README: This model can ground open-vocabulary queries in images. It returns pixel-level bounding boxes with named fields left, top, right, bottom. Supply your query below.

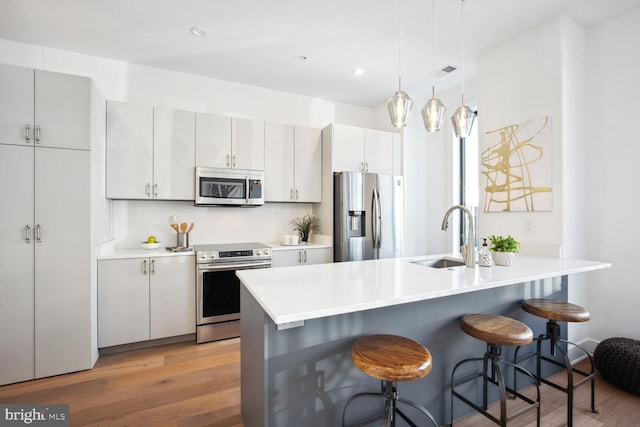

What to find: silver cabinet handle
left=24, top=124, right=32, bottom=144
left=145, top=183, right=151, bottom=197
left=360, top=161, right=365, bottom=171
left=290, top=189, right=294, bottom=200
left=365, top=162, right=369, bottom=172
left=153, top=183, right=158, bottom=198
left=35, top=224, right=42, bottom=242
left=232, top=155, right=236, bottom=168
left=142, top=259, right=148, bottom=275
left=295, top=189, right=299, bottom=200
left=303, top=250, right=307, bottom=263
left=150, top=259, right=156, bottom=274
left=35, top=126, right=42, bottom=144
left=25, top=225, right=31, bottom=243
left=226, top=154, right=230, bottom=167
left=298, top=251, right=302, bottom=264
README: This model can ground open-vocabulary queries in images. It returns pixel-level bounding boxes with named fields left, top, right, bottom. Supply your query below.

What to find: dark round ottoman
left=594, top=337, right=640, bottom=395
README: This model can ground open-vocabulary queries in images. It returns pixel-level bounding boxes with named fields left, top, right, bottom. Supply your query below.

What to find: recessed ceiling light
left=352, top=67, right=365, bottom=76
left=190, top=26, right=208, bottom=37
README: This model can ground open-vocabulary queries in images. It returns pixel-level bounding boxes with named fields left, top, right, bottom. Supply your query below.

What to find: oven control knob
left=198, top=253, right=207, bottom=260
left=263, top=249, right=270, bottom=256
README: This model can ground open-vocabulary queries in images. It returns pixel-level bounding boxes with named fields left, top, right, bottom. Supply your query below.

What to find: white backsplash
left=112, top=200, right=320, bottom=248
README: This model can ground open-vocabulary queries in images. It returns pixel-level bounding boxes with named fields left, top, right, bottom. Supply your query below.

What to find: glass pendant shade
left=451, top=104, right=475, bottom=138
left=387, top=90, right=414, bottom=128
left=421, top=95, right=446, bottom=132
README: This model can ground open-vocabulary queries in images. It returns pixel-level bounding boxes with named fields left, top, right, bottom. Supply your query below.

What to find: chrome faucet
left=441, top=205, right=475, bottom=268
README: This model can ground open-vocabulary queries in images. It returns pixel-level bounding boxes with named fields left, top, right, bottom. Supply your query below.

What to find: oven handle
left=197, top=260, right=272, bottom=271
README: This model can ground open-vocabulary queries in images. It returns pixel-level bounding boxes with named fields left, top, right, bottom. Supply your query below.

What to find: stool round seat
left=351, top=334, right=432, bottom=382
left=461, top=314, right=533, bottom=346
left=522, top=299, right=590, bottom=322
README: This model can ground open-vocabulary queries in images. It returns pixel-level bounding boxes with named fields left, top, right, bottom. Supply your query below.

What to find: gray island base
left=238, top=256, right=610, bottom=426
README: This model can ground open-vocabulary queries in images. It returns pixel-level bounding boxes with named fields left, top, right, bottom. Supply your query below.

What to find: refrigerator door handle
left=375, top=188, right=382, bottom=249
left=372, top=188, right=382, bottom=250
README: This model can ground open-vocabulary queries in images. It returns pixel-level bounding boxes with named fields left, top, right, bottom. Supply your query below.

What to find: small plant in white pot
left=488, top=235, right=520, bottom=266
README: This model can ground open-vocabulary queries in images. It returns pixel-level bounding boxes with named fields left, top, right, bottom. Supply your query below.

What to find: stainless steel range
left=194, top=242, right=271, bottom=343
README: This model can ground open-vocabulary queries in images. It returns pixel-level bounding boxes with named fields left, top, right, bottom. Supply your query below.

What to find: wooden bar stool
left=451, top=314, right=540, bottom=427
left=514, top=299, right=598, bottom=427
left=342, top=334, right=438, bottom=427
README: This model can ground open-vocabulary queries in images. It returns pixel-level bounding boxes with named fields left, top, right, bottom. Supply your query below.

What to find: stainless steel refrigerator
left=334, top=171, right=403, bottom=261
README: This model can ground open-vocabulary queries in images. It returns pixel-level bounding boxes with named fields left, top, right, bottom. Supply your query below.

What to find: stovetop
left=194, top=242, right=271, bottom=263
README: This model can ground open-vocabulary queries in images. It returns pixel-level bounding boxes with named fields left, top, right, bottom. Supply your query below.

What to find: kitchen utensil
left=187, top=222, right=194, bottom=233
left=170, top=223, right=179, bottom=233
left=180, top=223, right=187, bottom=232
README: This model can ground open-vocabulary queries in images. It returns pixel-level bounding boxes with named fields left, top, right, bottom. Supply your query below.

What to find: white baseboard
left=567, top=338, right=600, bottom=363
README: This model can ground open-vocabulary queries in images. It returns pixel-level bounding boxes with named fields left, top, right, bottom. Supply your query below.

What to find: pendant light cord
left=460, top=0, right=465, bottom=105
left=397, top=0, right=402, bottom=91
left=431, top=0, right=435, bottom=98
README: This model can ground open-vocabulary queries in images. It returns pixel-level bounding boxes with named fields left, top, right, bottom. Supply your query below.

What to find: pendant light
left=451, top=0, right=475, bottom=138
left=387, top=0, right=413, bottom=128
left=421, top=0, right=446, bottom=132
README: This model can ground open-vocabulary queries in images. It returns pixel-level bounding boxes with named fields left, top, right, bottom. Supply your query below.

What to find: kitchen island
left=238, top=255, right=610, bottom=426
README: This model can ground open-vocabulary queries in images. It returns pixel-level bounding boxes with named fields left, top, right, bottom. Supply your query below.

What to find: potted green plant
left=289, top=213, right=320, bottom=243
left=488, top=234, right=520, bottom=266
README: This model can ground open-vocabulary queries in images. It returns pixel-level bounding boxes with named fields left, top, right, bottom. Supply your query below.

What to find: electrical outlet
left=524, top=219, right=533, bottom=233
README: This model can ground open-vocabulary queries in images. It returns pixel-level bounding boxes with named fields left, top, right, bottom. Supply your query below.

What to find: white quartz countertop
left=98, top=247, right=195, bottom=259
left=237, top=254, right=611, bottom=325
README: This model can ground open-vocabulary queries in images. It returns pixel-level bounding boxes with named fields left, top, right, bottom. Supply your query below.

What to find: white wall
left=0, top=37, right=375, bottom=247
left=585, top=7, right=640, bottom=341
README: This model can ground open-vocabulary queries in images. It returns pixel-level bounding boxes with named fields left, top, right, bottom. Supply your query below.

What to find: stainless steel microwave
left=195, top=167, right=264, bottom=206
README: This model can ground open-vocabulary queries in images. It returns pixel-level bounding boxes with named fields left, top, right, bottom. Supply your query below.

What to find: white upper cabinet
left=331, top=124, right=365, bottom=173
left=363, top=128, right=394, bottom=175
left=232, top=117, right=265, bottom=170
left=195, top=113, right=232, bottom=168
left=293, top=126, right=322, bottom=202
left=329, top=124, right=397, bottom=175
left=106, top=101, right=154, bottom=199
left=196, top=114, right=264, bottom=170
left=0, top=64, right=90, bottom=150
left=264, top=123, right=295, bottom=201
left=153, top=107, right=196, bottom=200
left=106, top=101, right=195, bottom=200
left=265, top=123, right=321, bottom=203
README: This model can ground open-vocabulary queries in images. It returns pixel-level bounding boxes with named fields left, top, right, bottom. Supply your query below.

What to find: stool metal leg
left=343, top=380, right=438, bottom=427
left=513, top=320, right=599, bottom=427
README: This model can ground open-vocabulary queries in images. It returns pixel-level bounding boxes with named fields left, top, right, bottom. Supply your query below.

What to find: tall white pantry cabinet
left=0, top=63, right=102, bottom=385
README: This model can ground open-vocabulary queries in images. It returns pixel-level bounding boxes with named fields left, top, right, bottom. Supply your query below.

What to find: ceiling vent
left=431, top=64, right=457, bottom=79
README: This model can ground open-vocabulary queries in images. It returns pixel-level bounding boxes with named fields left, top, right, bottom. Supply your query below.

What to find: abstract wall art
left=480, top=116, right=552, bottom=212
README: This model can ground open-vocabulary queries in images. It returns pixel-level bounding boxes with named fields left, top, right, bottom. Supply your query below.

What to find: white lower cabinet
left=98, top=255, right=196, bottom=348
left=271, top=247, right=332, bottom=268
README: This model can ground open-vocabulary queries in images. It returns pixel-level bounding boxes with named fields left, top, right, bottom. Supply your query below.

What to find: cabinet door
left=331, top=124, right=365, bottom=172
left=264, top=123, right=295, bottom=202
left=302, top=248, right=332, bottom=265
left=232, top=118, right=264, bottom=170
left=271, top=249, right=303, bottom=268
left=0, top=64, right=34, bottom=147
left=195, top=113, right=232, bottom=168
left=0, top=145, right=35, bottom=385
left=154, top=107, right=196, bottom=200
left=34, top=148, right=92, bottom=377
left=98, top=258, right=150, bottom=348
left=294, top=126, right=322, bottom=202
left=150, top=256, right=196, bottom=339
left=364, top=129, right=394, bottom=175
left=35, top=70, right=91, bottom=150
left=106, top=101, right=154, bottom=199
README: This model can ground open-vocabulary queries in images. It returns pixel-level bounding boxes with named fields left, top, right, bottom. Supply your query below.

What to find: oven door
left=196, top=260, right=270, bottom=325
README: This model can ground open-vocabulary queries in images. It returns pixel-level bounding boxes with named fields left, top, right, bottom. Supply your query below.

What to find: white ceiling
left=1, top=0, right=639, bottom=107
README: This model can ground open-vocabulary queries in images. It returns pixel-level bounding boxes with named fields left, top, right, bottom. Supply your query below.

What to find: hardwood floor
left=0, top=339, right=638, bottom=426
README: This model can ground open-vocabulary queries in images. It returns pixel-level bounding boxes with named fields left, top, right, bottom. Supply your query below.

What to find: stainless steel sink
left=410, top=257, right=466, bottom=269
